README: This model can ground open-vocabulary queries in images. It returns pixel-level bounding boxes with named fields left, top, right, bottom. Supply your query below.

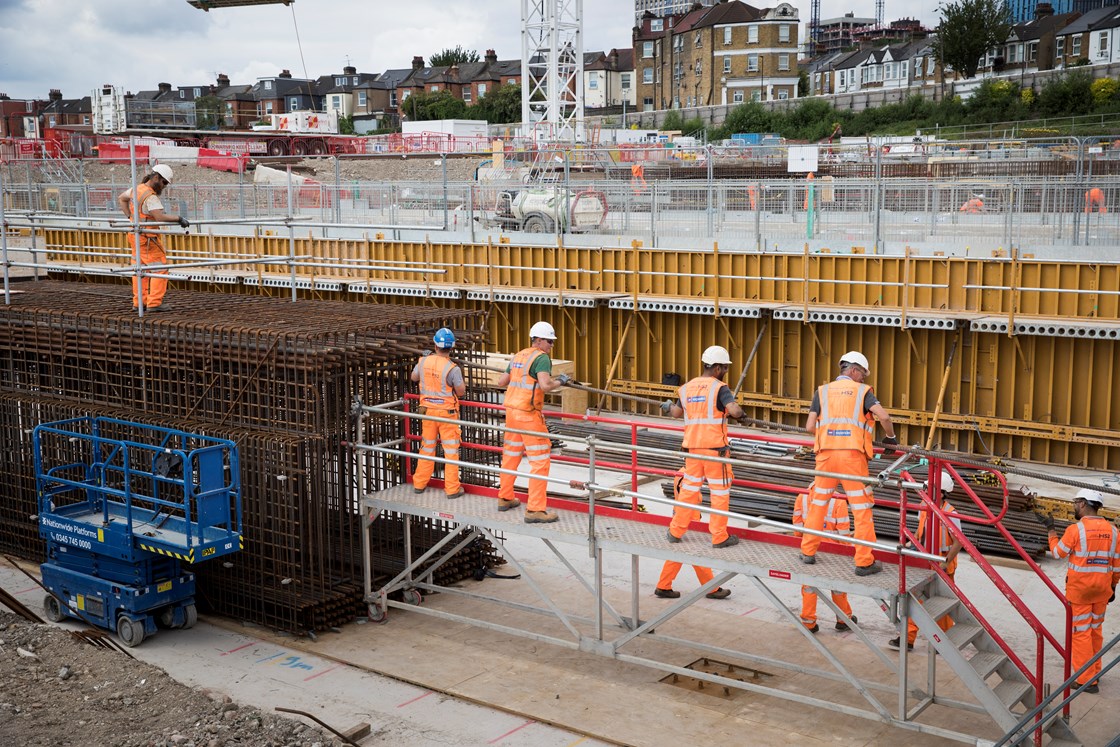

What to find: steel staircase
left=905, top=571, right=1081, bottom=745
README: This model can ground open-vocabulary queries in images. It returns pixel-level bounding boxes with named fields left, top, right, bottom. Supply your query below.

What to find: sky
left=0, top=0, right=939, bottom=101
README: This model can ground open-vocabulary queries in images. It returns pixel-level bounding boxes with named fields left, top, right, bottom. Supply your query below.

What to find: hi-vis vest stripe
left=504, top=348, right=545, bottom=412
left=418, top=355, right=457, bottom=410
left=131, top=183, right=160, bottom=242
left=1056, top=517, right=1120, bottom=574
left=815, top=380, right=875, bottom=456
left=680, top=376, right=728, bottom=450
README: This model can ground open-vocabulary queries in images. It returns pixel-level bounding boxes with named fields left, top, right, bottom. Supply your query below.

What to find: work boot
left=805, top=623, right=820, bottom=634
left=799, top=553, right=816, bottom=565
left=413, top=485, right=427, bottom=494
left=497, top=498, right=521, bottom=512
left=446, top=488, right=465, bottom=499
left=705, top=587, right=731, bottom=600
left=147, top=305, right=168, bottom=312
left=835, top=615, right=858, bottom=632
left=854, top=561, right=883, bottom=577
left=666, top=529, right=682, bottom=543
left=654, top=587, right=680, bottom=599
left=887, top=636, right=914, bottom=651
left=712, top=535, right=740, bottom=549
left=524, top=510, right=559, bottom=524
left=1082, top=683, right=1100, bottom=694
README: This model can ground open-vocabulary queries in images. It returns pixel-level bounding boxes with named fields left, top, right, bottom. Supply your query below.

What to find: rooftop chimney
left=157, top=82, right=172, bottom=93
left=279, top=69, right=292, bottom=78
left=0, top=93, right=9, bottom=101
left=49, top=89, right=63, bottom=102
left=485, top=49, right=498, bottom=63
left=1035, top=2, right=1054, bottom=17
left=343, top=65, right=357, bottom=75
left=412, top=56, right=425, bottom=70
left=216, top=73, right=231, bottom=87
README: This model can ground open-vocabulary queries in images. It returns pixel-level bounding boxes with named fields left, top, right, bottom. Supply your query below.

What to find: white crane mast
left=521, top=0, right=584, bottom=142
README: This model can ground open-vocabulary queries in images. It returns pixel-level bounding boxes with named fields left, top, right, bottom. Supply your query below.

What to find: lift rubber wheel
left=522, top=215, right=547, bottom=233
left=43, top=595, right=64, bottom=623
left=402, top=589, right=423, bottom=606
left=183, top=604, right=198, bottom=630
left=117, top=616, right=146, bottom=648
left=158, top=607, right=177, bottom=628
left=367, top=603, right=387, bottom=623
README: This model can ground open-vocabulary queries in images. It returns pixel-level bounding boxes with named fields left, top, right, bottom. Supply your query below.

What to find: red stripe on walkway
left=219, top=642, right=257, bottom=656
left=396, top=691, right=433, bottom=708
left=740, top=607, right=759, bottom=617
left=303, top=663, right=341, bottom=682
left=488, top=720, right=535, bottom=744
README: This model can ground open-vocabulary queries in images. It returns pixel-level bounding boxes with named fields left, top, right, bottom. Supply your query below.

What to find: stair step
left=922, top=595, right=959, bottom=621
left=993, top=679, right=1033, bottom=709
left=969, top=651, right=1007, bottom=680
left=946, top=623, right=984, bottom=650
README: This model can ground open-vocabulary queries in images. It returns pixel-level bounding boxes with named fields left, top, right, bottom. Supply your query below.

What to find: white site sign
left=787, top=145, right=819, bottom=173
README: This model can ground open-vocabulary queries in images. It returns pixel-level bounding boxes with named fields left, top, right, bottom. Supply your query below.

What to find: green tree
left=661, top=110, right=685, bottom=131
left=405, top=89, right=467, bottom=121
left=194, top=94, right=225, bottom=130
left=429, top=45, right=480, bottom=67
left=466, top=84, right=522, bottom=124
left=1036, top=70, right=1094, bottom=116
left=933, top=0, right=1012, bottom=79
left=337, top=115, right=355, bottom=135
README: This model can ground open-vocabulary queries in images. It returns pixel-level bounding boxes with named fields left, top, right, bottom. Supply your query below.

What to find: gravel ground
left=0, top=611, right=340, bottom=747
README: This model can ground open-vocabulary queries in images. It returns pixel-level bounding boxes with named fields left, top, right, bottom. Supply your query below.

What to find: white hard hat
left=529, top=321, right=556, bottom=340
left=1075, top=488, right=1105, bottom=506
left=701, top=345, right=732, bottom=366
left=152, top=164, right=174, bottom=182
left=938, top=470, right=954, bottom=494
left=839, top=350, right=870, bottom=374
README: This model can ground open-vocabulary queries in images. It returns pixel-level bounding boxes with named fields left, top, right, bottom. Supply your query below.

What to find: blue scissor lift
left=34, top=417, right=243, bottom=647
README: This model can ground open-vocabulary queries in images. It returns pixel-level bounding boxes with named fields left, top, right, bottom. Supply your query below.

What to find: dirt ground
left=0, top=611, right=339, bottom=747
left=69, top=156, right=486, bottom=188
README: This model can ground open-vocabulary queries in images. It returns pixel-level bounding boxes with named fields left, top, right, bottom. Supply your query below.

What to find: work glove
left=1037, top=512, right=1056, bottom=531
left=881, top=436, right=899, bottom=456
left=660, top=399, right=674, bottom=415
left=178, top=216, right=190, bottom=229
left=554, top=374, right=573, bottom=386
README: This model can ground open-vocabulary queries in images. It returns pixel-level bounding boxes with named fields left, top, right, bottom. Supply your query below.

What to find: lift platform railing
left=893, top=461, right=1074, bottom=728
left=33, top=416, right=242, bottom=559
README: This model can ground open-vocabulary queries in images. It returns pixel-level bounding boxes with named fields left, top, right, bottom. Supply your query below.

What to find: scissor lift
left=34, top=417, right=243, bottom=647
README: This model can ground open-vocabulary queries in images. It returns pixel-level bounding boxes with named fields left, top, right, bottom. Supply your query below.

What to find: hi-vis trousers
left=799, top=450, right=878, bottom=568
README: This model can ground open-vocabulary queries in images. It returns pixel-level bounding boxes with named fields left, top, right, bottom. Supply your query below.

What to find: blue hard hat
left=433, top=328, right=456, bottom=349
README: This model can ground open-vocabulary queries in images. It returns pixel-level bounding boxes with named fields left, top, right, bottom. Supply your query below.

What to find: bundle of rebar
left=0, top=281, right=501, bottom=633
left=550, top=420, right=1056, bottom=559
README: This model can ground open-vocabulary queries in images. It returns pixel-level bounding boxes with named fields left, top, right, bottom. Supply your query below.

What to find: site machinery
left=35, top=417, right=243, bottom=646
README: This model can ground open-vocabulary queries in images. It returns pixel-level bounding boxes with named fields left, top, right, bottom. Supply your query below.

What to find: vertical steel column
left=333, top=156, right=342, bottom=225
left=706, top=145, right=714, bottom=237
left=0, top=164, right=8, bottom=305
left=873, top=150, right=883, bottom=254
left=441, top=153, right=449, bottom=231
left=563, top=152, right=571, bottom=237
left=130, top=136, right=144, bottom=317
left=755, top=180, right=763, bottom=252
left=29, top=212, right=39, bottom=282
left=650, top=182, right=657, bottom=247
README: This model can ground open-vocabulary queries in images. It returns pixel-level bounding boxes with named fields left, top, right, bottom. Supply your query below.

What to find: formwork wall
left=33, top=229, right=1120, bottom=469
left=0, top=283, right=499, bottom=633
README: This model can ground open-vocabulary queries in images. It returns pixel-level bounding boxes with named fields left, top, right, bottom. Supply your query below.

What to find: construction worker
left=116, top=164, right=188, bottom=312
left=793, top=485, right=856, bottom=633
left=654, top=470, right=731, bottom=600
left=496, top=321, right=569, bottom=523
left=1085, top=187, right=1107, bottom=214
left=411, top=328, right=467, bottom=499
left=890, top=471, right=963, bottom=651
left=799, top=351, right=898, bottom=576
left=959, top=194, right=985, bottom=213
left=662, top=345, right=745, bottom=548
left=1042, top=489, right=1119, bottom=694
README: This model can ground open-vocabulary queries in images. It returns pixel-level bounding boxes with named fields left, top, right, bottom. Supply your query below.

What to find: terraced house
left=632, top=0, right=799, bottom=111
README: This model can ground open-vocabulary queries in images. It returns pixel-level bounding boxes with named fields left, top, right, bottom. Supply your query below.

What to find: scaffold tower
left=521, top=0, right=585, bottom=142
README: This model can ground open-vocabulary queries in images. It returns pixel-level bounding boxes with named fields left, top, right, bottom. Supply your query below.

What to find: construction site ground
left=3, top=457, right=1117, bottom=747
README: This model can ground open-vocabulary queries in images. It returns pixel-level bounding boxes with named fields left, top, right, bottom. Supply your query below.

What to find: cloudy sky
left=0, top=0, right=939, bottom=100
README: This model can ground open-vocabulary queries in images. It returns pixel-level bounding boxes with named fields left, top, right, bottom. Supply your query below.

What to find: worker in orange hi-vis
left=662, top=345, right=746, bottom=548
left=799, top=351, right=899, bottom=576
left=630, top=162, right=647, bottom=193
left=890, top=471, right=964, bottom=651
left=959, top=194, right=985, bottom=213
left=116, top=164, right=189, bottom=311
left=411, top=328, right=468, bottom=499
left=496, top=321, right=569, bottom=523
left=802, top=171, right=816, bottom=210
left=793, top=485, right=856, bottom=633
left=1043, top=489, right=1119, bottom=695
left=654, top=471, right=732, bottom=600
left=1085, top=187, right=1107, bottom=214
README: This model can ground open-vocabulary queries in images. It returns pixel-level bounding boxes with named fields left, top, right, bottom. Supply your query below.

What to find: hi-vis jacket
left=679, top=376, right=729, bottom=450
left=418, top=355, right=458, bottom=411
left=1049, top=516, right=1120, bottom=604
left=815, top=380, right=875, bottom=457
left=504, top=348, right=545, bottom=413
left=130, top=183, right=162, bottom=248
